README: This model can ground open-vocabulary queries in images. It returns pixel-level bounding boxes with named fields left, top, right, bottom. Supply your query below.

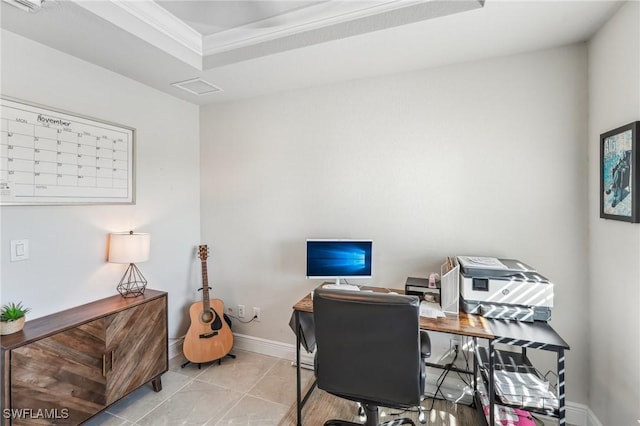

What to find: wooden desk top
left=292, top=286, right=494, bottom=339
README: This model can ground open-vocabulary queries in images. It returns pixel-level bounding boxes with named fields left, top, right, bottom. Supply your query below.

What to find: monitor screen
left=306, top=239, right=372, bottom=281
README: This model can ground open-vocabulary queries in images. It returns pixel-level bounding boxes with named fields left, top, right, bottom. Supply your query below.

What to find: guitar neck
left=201, top=259, right=210, bottom=309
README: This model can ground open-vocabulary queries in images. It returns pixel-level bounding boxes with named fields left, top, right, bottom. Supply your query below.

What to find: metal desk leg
left=558, top=348, right=566, bottom=425
left=296, top=311, right=302, bottom=426
left=473, top=337, right=478, bottom=403
left=294, top=311, right=318, bottom=426
left=489, top=339, right=495, bottom=426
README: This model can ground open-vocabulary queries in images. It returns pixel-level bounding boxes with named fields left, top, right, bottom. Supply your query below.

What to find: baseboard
left=585, top=405, right=603, bottom=426
left=561, top=401, right=602, bottom=426
left=232, top=333, right=297, bottom=360
left=168, top=338, right=183, bottom=359
left=167, top=334, right=297, bottom=361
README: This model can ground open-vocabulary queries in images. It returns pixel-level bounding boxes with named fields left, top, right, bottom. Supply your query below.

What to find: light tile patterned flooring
left=84, top=349, right=568, bottom=426
left=85, top=350, right=314, bottom=426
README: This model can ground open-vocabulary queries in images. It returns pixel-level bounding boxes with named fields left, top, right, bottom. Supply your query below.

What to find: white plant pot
left=0, top=316, right=26, bottom=335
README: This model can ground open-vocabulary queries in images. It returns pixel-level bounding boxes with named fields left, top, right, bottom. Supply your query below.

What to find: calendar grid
left=1, top=97, right=135, bottom=205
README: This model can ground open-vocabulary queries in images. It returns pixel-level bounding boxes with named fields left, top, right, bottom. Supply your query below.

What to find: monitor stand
left=321, top=279, right=360, bottom=291
left=322, top=278, right=341, bottom=286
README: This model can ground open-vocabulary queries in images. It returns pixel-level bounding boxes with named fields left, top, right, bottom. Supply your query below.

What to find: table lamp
left=108, top=231, right=150, bottom=298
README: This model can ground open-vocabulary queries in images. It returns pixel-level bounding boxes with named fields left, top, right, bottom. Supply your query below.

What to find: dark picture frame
left=600, top=121, right=639, bottom=222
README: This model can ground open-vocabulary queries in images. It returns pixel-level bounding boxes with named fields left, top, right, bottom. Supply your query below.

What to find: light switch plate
left=10, top=239, right=29, bottom=262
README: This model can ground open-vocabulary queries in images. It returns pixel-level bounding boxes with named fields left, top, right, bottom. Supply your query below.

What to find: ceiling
left=0, top=0, right=622, bottom=105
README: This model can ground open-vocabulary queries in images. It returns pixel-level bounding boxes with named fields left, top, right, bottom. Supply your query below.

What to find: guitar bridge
left=199, top=331, right=219, bottom=339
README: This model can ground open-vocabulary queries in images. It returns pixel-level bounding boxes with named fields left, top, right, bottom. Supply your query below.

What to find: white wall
left=200, top=44, right=590, bottom=404
left=0, top=30, right=201, bottom=339
left=588, top=2, right=640, bottom=425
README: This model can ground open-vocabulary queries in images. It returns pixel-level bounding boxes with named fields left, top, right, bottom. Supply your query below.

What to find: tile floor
left=83, top=349, right=568, bottom=426
left=85, top=350, right=314, bottom=426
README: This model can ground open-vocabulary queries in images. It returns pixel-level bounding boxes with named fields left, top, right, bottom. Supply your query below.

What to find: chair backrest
left=313, top=288, right=423, bottom=409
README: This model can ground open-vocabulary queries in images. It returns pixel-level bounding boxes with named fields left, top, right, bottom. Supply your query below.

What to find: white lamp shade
left=109, top=232, right=150, bottom=264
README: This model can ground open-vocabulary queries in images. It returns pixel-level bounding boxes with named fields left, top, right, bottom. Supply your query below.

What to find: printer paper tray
left=461, top=297, right=551, bottom=322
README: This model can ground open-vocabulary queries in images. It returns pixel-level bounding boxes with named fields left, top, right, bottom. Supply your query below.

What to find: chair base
left=324, top=419, right=415, bottom=426
left=324, top=404, right=416, bottom=426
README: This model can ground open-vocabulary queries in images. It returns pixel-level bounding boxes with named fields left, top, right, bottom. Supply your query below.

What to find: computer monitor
left=306, top=239, right=373, bottom=285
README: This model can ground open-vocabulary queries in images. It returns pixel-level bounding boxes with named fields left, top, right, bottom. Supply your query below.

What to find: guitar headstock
left=198, top=245, right=209, bottom=261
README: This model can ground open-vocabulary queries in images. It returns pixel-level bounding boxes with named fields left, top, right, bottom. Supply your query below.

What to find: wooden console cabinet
left=1, top=289, right=168, bottom=425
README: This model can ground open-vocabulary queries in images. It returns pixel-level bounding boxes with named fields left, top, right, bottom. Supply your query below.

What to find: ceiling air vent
left=171, top=78, right=222, bottom=96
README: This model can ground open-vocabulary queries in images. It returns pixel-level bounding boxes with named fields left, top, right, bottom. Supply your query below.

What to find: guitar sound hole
left=200, top=309, right=214, bottom=323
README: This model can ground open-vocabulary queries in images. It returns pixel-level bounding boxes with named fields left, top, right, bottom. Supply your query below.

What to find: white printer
left=457, top=256, right=554, bottom=322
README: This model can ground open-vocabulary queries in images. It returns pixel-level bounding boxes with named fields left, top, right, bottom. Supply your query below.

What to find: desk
left=292, top=286, right=569, bottom=426
left=292, top=286, right=493, bottom=426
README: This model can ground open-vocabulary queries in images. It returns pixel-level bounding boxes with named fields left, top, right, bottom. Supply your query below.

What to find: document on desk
left=419, top=301, right=445, bottom=318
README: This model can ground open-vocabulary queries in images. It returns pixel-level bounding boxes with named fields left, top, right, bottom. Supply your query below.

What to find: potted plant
left=0, top=301, right=30, bottom=335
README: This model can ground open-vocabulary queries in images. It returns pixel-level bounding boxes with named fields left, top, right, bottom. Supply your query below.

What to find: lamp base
left=117, top=263, right=147, bottom=298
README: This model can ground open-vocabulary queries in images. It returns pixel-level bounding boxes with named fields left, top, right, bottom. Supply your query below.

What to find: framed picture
left=600, top=121, right=639, bottom=222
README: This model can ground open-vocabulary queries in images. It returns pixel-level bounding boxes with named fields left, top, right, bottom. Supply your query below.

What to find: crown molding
left=72, top=0, right=483, bottom=71
left=201, top=0, right=416, bottom=56
left=113, top=0, right=202, bottom=53
left=73, top=0, right=203, bottom=69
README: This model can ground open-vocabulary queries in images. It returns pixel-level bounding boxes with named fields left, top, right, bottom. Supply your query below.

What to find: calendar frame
left=1, top=96, right=135, bottom=206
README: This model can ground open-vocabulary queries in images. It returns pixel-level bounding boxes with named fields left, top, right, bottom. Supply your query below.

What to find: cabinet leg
left=152, top=376, right=163, bottom=392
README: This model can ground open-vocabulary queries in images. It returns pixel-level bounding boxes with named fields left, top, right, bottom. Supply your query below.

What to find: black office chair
left=313, top=288, right=431, bottom=426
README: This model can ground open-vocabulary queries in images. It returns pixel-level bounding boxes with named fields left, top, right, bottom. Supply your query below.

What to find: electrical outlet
left=238, top=305, right=245, bottom=318
left=450, top=338, right=461, bottom=352
left=253, top=307, right=261, bottom=322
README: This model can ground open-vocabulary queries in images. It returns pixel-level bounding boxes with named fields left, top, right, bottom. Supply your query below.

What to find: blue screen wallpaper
left=306, top=241, right=372, bottom=277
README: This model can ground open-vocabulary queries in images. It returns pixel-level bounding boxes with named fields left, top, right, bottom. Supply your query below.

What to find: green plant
left=0, top=302, right=30, bottom=322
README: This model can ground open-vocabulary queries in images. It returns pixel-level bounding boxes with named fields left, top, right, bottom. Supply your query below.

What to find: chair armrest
left=420, top=330, right=431, bottom=359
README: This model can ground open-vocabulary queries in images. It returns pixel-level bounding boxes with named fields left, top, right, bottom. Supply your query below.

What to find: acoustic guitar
left=183, top=245, right=234, bottom=364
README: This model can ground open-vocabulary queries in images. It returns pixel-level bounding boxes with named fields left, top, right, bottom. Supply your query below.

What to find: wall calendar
left=1, top=97, right=135, bottom=205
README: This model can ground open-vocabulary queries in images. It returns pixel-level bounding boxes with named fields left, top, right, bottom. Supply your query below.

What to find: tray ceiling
left=0, top=0, right=622, bottom=104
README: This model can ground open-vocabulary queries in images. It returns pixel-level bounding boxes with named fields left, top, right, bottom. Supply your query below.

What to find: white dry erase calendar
left=0, top=97, right=135, bottom=205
